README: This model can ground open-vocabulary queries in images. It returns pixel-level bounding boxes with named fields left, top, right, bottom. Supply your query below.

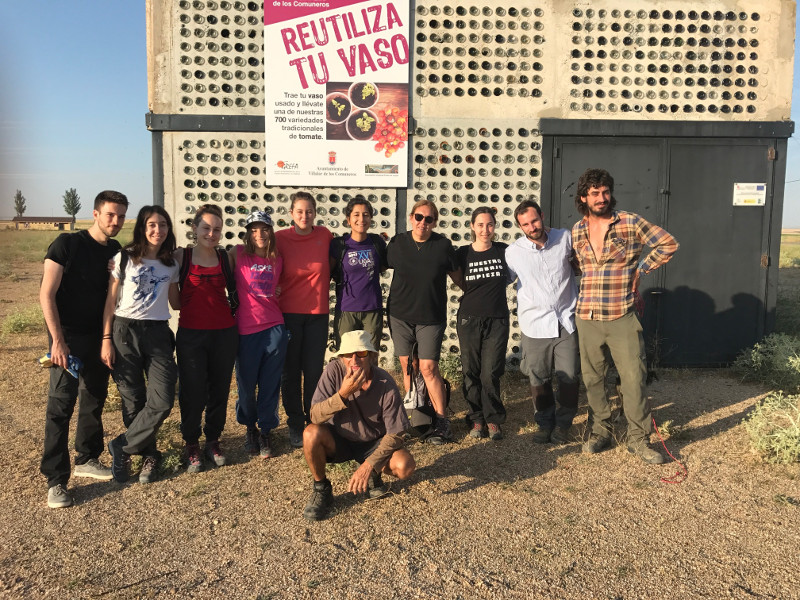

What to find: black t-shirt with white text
left=386, top=231, right=457, bottom=324
left=455, top=242, right=509, bottom=319
left=44, top=230, right=121, bottom=334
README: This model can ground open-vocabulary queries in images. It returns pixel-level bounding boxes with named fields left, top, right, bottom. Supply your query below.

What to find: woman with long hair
left=386, top=199, right=459, bottom=444
left=329, top=194, right=387, bottom=350
left=101, top=205, right=180, bottom=484
left=276, top=191, right=333, bottom=448
left=454, top=206, right=511, bottom=441
left=174, top=204, right=238, bottom=472
left=230, top=210, right=288, bottom=458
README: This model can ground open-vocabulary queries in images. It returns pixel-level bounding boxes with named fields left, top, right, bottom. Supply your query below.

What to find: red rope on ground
left=652, top=417, right=688, bottom=484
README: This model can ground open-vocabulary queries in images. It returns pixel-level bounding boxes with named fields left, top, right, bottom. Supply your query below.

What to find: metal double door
left=548, top=136, right=777, bottom=366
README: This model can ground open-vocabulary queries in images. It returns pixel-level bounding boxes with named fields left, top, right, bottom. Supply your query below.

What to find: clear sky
left=0, top=2, right=798, bottom=223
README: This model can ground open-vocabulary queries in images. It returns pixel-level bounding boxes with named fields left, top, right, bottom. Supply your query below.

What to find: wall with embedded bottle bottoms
left=146, top=0, right=795, bottom=366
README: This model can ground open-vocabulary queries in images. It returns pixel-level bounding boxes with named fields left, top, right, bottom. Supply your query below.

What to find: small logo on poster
left=365, top=164, right=399, bottom=174
left=276, top=160, right=298, bottom=171
left=328, top=151, right=336, bottom=165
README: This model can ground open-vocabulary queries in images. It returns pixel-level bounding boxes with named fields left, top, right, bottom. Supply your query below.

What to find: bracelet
left=102, top=334, right=112, bottom=340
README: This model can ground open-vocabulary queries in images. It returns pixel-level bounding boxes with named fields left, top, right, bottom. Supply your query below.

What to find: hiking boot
left=469, top=422, right=487, bottom=439
left=426, top=416, right=453, bottom=445
left=73, top=458, right=113, bottom=481
left=302, top=479, right=334, bottom=521
left=627, top=439, right=665, bottom=465
left=367, top=471, right=389, bottom=499
left=139, top=455, right=159, bottom=484
left=289, top=427, right=304, bottom=449
left=185, top=443, right=203, bottom=473
left=205, top=440, right=226, bottom=467
left=245, top=427, right=260, bottom=456
left=583, top=434, right=612, bottom=454
left=259, top=431, right=275, bottom=459
left=487, top=423, right=503, bottom=441
left=532, top=427, right=552, bottom=444
left=47, top=484, right=73, bottom=509
left=108, top=436, right=130, bottom=483
left=550, top=426, right=571, bottom=446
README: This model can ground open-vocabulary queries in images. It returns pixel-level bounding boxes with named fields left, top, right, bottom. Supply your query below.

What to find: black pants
left=176, top=325, right=238, bottom=445
left=111, top=318, right=177, bottom=456
left=41, top=331, right=109, bottom=487
left=457, top=316, right=509, bottom=425
left=281, top=313, right=329, bottom=431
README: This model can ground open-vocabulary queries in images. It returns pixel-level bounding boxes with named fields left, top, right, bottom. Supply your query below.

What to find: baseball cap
left=246, top=210, right=273, bottom=228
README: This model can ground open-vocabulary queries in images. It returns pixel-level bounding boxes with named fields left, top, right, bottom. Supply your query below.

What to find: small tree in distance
left=63, top=188, right=81, bottom=221
left=13, top=190, right=26, bottom=217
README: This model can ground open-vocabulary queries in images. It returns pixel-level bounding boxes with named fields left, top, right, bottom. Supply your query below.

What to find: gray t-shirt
left=311, top=359, right=409, bottom=443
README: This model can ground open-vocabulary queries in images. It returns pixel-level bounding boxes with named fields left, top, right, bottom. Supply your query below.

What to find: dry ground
left=1, top=254, right=799, bottom=600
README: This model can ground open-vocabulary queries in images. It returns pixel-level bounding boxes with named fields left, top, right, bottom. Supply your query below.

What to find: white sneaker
left=73, top=458, right=113, bottom=480
left=47, top=484, right=73, bottom=509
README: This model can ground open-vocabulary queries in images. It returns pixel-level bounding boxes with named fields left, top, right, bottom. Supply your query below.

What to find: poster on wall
left=264, top=0, right=410, bottom=187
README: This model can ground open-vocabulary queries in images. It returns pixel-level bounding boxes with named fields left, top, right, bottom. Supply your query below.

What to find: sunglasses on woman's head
left=413, top=213, right=434, bottom=224
left=341, top=350, right=369, bottom=358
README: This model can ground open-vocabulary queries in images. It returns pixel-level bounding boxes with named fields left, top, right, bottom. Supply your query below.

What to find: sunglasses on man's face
left=341, top=350, right=369, bottom=358
left=413, top=213, right=434, bottom=224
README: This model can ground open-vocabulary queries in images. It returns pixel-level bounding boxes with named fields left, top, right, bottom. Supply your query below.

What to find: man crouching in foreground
left=302, top=330, right=416, bottom=521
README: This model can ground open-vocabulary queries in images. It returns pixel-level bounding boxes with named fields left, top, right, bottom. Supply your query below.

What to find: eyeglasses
left=341, top=350, right=369, bottom=358
left=413, top=213, right=434, bottom=224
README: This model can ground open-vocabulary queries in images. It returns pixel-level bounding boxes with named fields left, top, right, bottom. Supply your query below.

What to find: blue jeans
left=235, top=324, right=288, bottom=432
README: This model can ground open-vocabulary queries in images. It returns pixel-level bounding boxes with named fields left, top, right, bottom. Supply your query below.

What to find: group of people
left=39, top=167, right=678, bottom=522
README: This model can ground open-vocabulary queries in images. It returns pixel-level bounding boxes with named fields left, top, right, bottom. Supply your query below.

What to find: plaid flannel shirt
left=572, top=211, right=678, bottom=321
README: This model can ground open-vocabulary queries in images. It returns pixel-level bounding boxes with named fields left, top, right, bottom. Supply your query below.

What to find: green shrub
left=2, top=306, right=45, bottom=337
left=439, top=352, right=463, bottom=387
left=732, top=333, right=800, bottom=391
left=743, top=392, right=800, bottom=464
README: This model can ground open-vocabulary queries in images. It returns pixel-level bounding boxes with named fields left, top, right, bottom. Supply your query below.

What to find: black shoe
left=303, top=479, right=334, bottom=521
left=244, top=427, right=260, bottom=456
left=259, top=431, right=275, bottom=459
left=532, top=427, right=552, bottom=444
left=583, top=434, right=612, bottom=454
left=627, top=439, right=665, bottom=464
left=139, top=455, right=159, bottom=484
left=289, top=427, right=304, bottom=449
left=367, top=471, right=389, bottom=499
left=550, top=426, right=571, bottom=445
left=108, top=436, right=130, bottom=483
left=427, top=416, right=453, bottom=445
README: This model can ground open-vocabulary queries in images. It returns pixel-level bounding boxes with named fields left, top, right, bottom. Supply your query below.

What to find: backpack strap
left=216, top=247, right=235, bottom=293
left=330, top=236, right=346, bottom=286
left=178, top=247, right=193, bottom=289
left=215, top=247, right=238, bottom=315
left=368, top=233, right=388, bottom=271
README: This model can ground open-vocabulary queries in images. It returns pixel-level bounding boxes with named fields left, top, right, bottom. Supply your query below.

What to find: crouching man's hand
left=347, top=461, right=374, bottom=495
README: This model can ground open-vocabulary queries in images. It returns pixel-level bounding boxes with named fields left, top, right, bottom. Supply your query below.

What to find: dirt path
left=1, top=260, right=799, bottom=599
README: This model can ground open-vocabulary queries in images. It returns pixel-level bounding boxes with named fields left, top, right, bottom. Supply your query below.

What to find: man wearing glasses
left=386, top=200, right=459, bottom=444
left=301, top=330, right=416, bottom=521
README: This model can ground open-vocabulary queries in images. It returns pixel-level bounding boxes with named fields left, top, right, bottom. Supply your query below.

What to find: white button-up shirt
left=505, top=228, right=578, bottom=339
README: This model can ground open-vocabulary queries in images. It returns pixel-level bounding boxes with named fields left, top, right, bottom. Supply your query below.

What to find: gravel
left=1, top=262, right=799, bottom=599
